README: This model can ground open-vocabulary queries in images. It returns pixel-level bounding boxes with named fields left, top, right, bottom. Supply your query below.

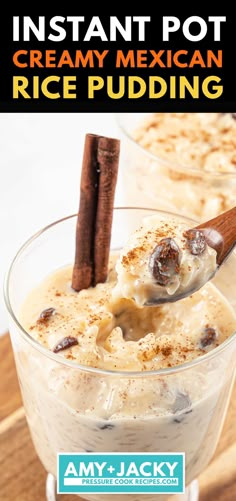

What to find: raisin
left=200, top=327, right=217, bottom=348
left=173, top=409, right=193, bottom=424
left=173, top=392, right=192, bottom=414
left=37, top=307, right=56, bottom=323
left=149, top=238, right=180, bottom=286
left=53, top=336, right=78, bottom=353
left=99, top=423, right=114, bottom=430
left=184, top=229, right=206, bottom=255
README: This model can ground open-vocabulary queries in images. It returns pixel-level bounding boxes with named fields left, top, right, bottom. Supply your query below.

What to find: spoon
left=196, top=206, right=236, bottom=266
left=145, top=206, right=236, bottom=306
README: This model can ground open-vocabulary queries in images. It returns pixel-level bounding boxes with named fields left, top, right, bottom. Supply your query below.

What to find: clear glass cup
left=117, top=114, right=236, bottom=221
left=4, top=208, right=236, bottom=501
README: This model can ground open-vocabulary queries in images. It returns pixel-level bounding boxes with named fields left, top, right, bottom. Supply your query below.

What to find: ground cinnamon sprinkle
left=161, top=346, right=172, bottom=357
left=122, top=246, right=146, bottom=266
left=98, top=299, right=106, bottom=306
left=181, top=346, right=192, bottom=353
left=154, top=229, right=173, bottom=240
left=66, top=353, right=77, bottom=360
left=121, top=255, right=129, bottom=267
left=88, top=314, right=101, bottom=325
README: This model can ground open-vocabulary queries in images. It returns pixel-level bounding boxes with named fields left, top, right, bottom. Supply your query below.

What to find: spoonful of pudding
left=115, top=207, right=236, bottom=306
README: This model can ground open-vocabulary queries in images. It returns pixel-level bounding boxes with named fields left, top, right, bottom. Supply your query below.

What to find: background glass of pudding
left=117, top=113, right=236, bottom=221
left=4, top=208, right=236, bottom=501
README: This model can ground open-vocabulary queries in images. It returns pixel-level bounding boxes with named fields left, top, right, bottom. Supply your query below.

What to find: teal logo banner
left=58, top=452, right=185, bottom=494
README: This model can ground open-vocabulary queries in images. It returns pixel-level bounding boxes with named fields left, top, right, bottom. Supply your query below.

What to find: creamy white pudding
left=115, top=214, right=217, bottom=305
left=120, top=113, right=236, bottom=220
left=17, top=214, right=236, bottom=501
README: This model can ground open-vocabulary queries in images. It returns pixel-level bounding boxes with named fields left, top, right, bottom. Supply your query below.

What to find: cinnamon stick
left=72, top=134, right=100, bottom=290
left=94, top=137, right=120, bottom=284
left=72, top=134, right=120, bottom=291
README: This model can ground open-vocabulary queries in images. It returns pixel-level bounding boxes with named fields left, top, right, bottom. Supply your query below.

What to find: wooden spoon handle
left=195, top=206, right=236, bottom=265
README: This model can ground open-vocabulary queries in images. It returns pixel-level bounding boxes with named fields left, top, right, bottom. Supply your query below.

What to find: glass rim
left=116, top=113, right=236, bottom=179
left=4, top=208, right=236, bottom=378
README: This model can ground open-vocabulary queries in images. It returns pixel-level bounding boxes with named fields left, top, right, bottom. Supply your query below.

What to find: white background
left=0, top=113, right=122, bottom=334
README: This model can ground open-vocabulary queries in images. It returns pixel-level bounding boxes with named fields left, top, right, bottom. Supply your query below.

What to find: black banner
left=0, top=11, right=234, bottom=112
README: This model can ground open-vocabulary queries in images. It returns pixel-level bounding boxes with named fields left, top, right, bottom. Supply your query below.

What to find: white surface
left=0, top=113, right=122, bottom=334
